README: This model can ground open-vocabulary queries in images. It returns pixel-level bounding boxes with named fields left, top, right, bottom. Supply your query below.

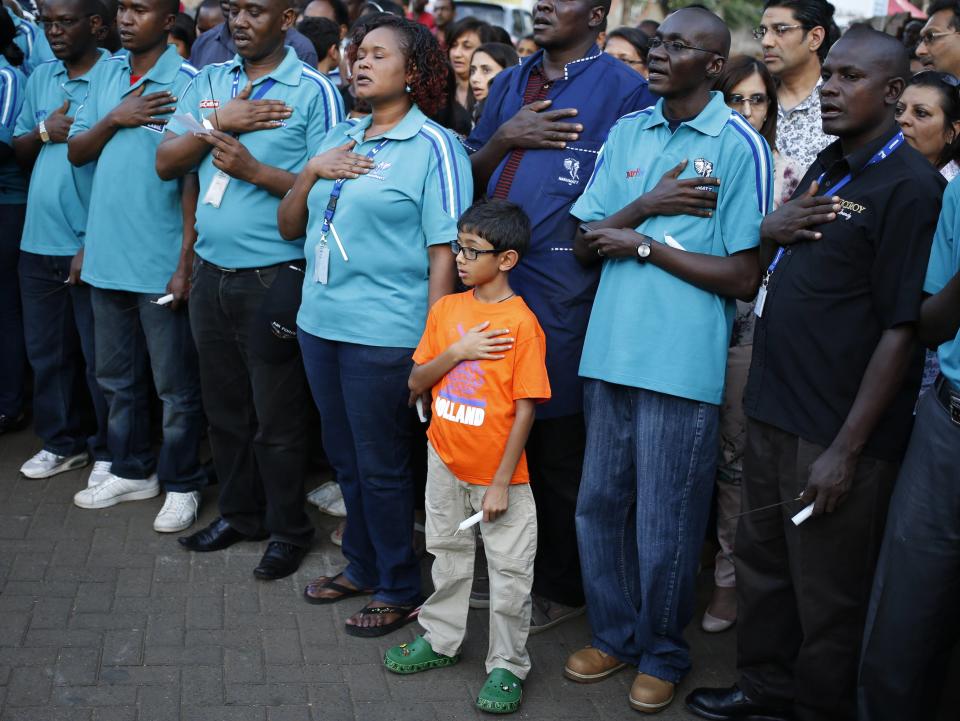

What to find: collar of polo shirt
left=112, top=44, right=188, bottom=92
left=639, top=91, right=730, bottom=137
left=224, top=46, right=305, bottom=87
left=518, top=44, right=604, bottom=85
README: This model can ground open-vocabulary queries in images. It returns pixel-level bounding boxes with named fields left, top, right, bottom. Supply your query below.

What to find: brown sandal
left=303, top=574, right=373, bottom=605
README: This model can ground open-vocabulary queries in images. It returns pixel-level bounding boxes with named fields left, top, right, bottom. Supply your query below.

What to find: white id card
left=754, top=284, right=768, bottom=318
left=314, top=243, right=330, bottom=284
left=203, top=170, right=230, bottom=207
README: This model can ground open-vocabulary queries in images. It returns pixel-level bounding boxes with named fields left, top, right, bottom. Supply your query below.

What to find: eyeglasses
left=918, top=30, right=958, bottom=47
left=751, top=23, right=805, bottom=40
left=450, top=240, right=500, bottom=261
left=38, top=14, right=94, bottom=30
left=728, top=93, right=769, bottom=107
left=649, top=37, right=716, bottom=55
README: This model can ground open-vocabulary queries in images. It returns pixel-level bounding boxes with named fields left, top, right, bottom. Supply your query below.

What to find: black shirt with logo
left=744, top=127, right=946, bottom=462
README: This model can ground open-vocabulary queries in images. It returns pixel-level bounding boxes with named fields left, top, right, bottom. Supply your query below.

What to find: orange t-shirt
left=413, top=291, right=551, bottom=485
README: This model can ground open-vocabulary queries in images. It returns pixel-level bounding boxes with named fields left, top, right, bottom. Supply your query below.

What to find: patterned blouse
left=776, top=79, right=834, bottom=174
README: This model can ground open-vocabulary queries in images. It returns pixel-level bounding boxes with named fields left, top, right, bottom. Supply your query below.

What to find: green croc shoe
left=476, top=667, right=523, bottom=714
left=383, top=635, right=459, bottom=674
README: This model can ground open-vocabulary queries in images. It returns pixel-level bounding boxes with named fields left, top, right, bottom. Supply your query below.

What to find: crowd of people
left=1, top=0, right=960, bottom=716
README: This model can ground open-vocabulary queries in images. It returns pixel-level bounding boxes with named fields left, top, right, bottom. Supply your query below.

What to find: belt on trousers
left=197, top=257, right=303, bottom=274
left=934, top=374, right=960, bottom=426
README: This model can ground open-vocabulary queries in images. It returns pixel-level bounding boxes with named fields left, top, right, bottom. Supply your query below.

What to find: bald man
left=686, top=27, right=945, bottom=721
left=564, top=7, right=771, bottom=714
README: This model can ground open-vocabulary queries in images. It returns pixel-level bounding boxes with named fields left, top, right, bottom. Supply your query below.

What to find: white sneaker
left=87, top=461, right=113, bottom=488
left=152, top=491, right=201, bottom=533
left=73, top=472, right=159, bottom=509
left=20, top=450, right=90, bottom=479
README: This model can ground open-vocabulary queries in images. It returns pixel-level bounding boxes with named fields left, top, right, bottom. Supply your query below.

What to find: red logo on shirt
left=200, top=99, right=220, bottom=109
left=626, top=168, right=643, bottom=179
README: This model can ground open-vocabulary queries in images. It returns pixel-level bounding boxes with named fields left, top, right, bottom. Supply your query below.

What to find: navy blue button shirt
left=189, top=22, right=318, bottom=69
left=465, top=48, right=656, bottom=418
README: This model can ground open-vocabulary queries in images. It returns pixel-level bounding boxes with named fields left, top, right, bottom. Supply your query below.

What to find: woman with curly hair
left=278, top=12, right=472, bottom=638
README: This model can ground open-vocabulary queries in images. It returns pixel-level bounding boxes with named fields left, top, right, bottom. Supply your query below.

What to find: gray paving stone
left=53, top=646, right=100, bottom=686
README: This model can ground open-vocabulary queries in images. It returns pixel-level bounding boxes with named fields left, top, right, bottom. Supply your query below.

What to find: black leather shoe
left=0, top=412, right=27, bottom=435
left=178, top=517, right=266, bottom=552
left=253, top=541, right=308, bottom=581
left=685, top=685, right=793, bottom=721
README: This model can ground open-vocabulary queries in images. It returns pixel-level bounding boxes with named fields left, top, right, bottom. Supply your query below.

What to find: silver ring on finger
left=597, top=248, right=604, bottom=257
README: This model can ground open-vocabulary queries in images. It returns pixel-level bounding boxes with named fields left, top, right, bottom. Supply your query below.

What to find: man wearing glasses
left=754, top=0, right=837, bottom=171
left=916, top=0, right=960, bottom=77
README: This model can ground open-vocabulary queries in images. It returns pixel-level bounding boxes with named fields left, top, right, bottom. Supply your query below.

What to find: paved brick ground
left=0, top=426, right=736, bottom=721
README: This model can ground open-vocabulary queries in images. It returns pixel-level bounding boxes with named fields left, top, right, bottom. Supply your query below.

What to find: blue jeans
left=576, top=379, right=719, bottom=683
left=0, top=204, right=26, bottom=418
left=90, top=287, right=205, bottom=491
left=299, top=331, right=421, bottom=606
left=19, top=252, right=108, bottom=459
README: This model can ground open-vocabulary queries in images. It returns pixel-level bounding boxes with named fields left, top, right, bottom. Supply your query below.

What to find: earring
left=405, top=84, right=412, bottom=93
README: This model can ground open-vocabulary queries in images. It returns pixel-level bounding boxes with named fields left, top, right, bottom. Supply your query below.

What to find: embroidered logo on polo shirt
left=142, top=121, right=166, bottom=134
left=200, top=99, right=220, bottom=109
left=626, top=167, right=643, bottom=179
left=559, top=157, right=581, bottom=185
left=837, top=198, right=866, bottom=220
left=368, top=161, right=392, bottom=181
left=35, top=110, right=48, bottom=120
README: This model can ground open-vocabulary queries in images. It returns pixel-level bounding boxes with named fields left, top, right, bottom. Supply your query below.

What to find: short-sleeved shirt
left=413, top=291, right=551, bottom=485
left=188, top=22, right=317, bottom=69
left=777, top=78, right=834, bottom=175
left=297, top=106, right=472, bottom=349
left=744, top=130, right=945, bottom=461
left=464, top=47, right=656, bottom=418
left=0, top=59, right=27, bottom=204
left=70, top=46, right=198, bottom=293
left=15, top=50, right=109, bottom=255
left=572, top=92, right=771, bottom=405
left=924, top=177, right=960, bottom=390
left=8, top=9, right=53, bottom=76
left=167, top=47, right=343, bottom=269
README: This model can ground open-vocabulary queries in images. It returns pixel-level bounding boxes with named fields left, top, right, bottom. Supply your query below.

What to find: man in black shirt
left=686, top=26, right=945, bottom=721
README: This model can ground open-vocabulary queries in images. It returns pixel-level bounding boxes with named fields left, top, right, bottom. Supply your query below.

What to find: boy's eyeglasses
left=752, top=23, right=805, bottom=40
left=450, top=240, right=500, bottom=261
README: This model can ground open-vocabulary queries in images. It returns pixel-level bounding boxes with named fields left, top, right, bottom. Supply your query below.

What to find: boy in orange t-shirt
left=383, top=199, right=550, bottom=714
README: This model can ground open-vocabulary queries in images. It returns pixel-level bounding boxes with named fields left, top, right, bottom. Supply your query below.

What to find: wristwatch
left=636, top=237, right=652, bottom=263
left=38, top=120, right=50, bottom=143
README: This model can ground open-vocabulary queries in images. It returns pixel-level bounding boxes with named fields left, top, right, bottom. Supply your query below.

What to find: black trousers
left=189, top=260, right=314, bottom=547
left=527, top=412, right=586, bottom=607
left=736, top=419, right=897, bottom=721
left=858, top=386, right=960, bottom=721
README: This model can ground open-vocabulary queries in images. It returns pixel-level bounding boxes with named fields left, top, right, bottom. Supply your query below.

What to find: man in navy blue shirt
left=465, top=0, right=655, bottom=632
left=190, top=0, right=317, bottom=68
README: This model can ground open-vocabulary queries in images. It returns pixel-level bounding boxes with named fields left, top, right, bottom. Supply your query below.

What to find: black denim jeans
left=189, top=259, right=314, bottom=547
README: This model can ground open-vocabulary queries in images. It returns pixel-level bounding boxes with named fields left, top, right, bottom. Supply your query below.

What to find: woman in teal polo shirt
left=278, top=13, right=471, bottom=638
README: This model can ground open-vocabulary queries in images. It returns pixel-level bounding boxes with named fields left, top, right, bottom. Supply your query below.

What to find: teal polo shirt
left=925, top=177, right=960, bottom=390
left=571, top=92, right=773, bottom=404
left=70, top=46, right=198, bottom=293
left=16, top=50, right=110, bottom=255
left=166, top=47, right=345, bottom=268
left=8, top=9, right=54, bottom=76
left=0, top=59, right=27, bottom=204
left=296, top=106, right=472, bottom=349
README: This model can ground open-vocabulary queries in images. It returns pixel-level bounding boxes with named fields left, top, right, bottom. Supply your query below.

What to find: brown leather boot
left=563, top=646, right=627, bottom=683
left=628, top=673, right=675, bottom=713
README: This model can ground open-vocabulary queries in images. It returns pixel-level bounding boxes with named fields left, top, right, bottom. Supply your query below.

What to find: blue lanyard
left=319, top=138, right=390, bottom=243
left=230, top=69, right=277, bottom=101
left=764, top=130, right=905, bottom=278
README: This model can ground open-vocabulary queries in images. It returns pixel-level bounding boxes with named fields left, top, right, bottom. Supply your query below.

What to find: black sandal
left=303, top=574, right=373, bottom=605
left=344, top=602, right=420, bottom=638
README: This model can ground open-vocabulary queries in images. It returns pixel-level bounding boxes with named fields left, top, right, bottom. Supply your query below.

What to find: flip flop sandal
left=303, top=575, right=373, bottom=605
left=383, top=634, right=459, bottom=674
left=344, top=603, right=420, bottom=638
left=476, top=667, right=523, bottom=714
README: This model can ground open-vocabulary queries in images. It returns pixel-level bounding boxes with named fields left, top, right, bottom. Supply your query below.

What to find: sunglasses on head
left=912, top=70, right=960, bottom=87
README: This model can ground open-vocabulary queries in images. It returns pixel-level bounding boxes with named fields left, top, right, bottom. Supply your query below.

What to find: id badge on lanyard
left=754, top=131, right=905, bottom=319
left=202, top=73, right=279, bottom=207
left=312, top=138, right=390, bottom=284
